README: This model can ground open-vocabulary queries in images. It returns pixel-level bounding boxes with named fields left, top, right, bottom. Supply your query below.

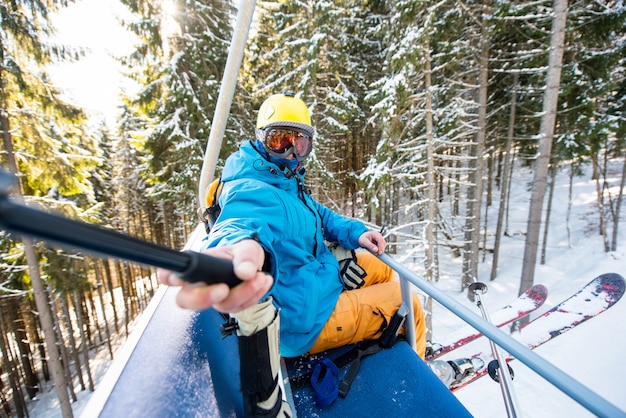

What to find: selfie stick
left=0, top=171, right=240, bottom=288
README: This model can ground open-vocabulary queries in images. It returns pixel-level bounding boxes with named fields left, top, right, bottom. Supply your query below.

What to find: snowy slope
left=26, top=162, right=626, bottom=417
left=426, top=163, right=626, bottom=417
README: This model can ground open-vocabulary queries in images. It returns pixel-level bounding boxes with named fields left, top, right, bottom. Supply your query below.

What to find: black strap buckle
left=220, top=316, right=238, bottom=339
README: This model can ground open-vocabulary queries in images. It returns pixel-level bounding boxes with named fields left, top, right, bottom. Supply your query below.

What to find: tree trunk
left=519, top=0, right=568, bottom=295
left=540, top=167, right=557, bottom=264
left=29, top=298, right=50, bottom=381
left=424, top=45, right=436, bottom=340
left=95, top=262, right=114, bottom=358
left=505, top=147, right=517, bottom=236
left=491, top=71, right=518, bottom=280
left=463, top=12, right=490, bottom=297
left=592, top=153, right=610, bottom=251
left=391, top=181, right=400, bottom=254
left=611, top=156, right=626, bottom=251
left=0, top=375, right=12, bottom=416
left=83, top=287, right=97, bottom=347
left=566, top=162, right=578, bottom=248
left=118, top=262, right=134, bottom=336
left=103, top=260, right=119, bottom=334
left=482, top=182, right=490, bottom=263
left=42, top=262, right=76, bottom=412
left=9, top=297, right=39, bottom=399
left=0, top=306, right=27, bottom=418
left=60, top=293, right=85, bottom=392
left=86, top=288, right=102, bottom=346
left=74, top=291, right=95, bottom=392
left=49, top=288, right=77, bottom=403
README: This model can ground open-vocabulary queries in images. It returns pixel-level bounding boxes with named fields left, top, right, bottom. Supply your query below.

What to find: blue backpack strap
left=289, top=304, right=408, bottom=405
left=338, top=341, right=383, bottom=398
left=310, top=358, right=339, bottom=408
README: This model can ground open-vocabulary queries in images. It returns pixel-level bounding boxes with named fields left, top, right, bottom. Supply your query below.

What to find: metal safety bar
left=379, top=253, right=625, bottom=418
left=399, top=273, right=417, bottom=352
left=198, top=0, right=256, bottom=208
left=470, top=282, right=520, bottom=417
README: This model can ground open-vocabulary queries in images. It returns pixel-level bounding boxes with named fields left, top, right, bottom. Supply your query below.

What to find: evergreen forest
left=0, top=0, right=624, bottom=416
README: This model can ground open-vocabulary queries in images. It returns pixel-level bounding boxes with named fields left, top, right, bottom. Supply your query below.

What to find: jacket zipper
left=295, top=174, right=319, bottom=258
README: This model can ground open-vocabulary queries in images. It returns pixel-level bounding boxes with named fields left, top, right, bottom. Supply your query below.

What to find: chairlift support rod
left=198, top=1, right=256, bottom=208
left=377, top=253, right=624, bottom=418
left=469, top=282, right=520, bottom=418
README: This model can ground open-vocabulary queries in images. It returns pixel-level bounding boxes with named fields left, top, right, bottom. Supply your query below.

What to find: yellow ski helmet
left=256, top=92, right=314, bottom=138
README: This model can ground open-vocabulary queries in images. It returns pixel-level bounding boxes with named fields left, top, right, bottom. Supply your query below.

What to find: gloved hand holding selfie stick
left=0, top=170, right=240, bottom=288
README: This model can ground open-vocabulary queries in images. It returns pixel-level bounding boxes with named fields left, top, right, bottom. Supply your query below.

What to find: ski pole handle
left=0, top=171, right=241, bottom=288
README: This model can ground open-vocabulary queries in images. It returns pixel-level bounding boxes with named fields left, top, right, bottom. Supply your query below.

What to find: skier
left=158, top=92, right=427, bottom=415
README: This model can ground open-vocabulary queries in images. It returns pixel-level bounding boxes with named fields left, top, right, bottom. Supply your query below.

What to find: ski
left=440, top=273, right=625, bottom=391
left=426, top=284, right=548, bottom=360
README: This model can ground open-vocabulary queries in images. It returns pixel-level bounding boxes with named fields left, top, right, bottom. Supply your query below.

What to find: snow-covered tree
left=120, top=0, right=235, bottom=239
left=246, top=1, right=389, bottom=215
left=0, top=1, right=103, bottom=415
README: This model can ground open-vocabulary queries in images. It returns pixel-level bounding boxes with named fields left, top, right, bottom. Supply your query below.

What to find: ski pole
left=469, top=282, right=520, bottom=418
left=0, top=171, right=240, bottom=288
left=376, top=253, right=625, bottom=418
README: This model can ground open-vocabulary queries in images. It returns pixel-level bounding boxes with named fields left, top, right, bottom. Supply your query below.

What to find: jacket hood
left=221, top=140, right=304, bottom=193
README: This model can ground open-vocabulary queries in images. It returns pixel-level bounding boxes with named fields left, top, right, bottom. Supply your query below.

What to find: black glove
left=329, top=243, right=367, bottom=290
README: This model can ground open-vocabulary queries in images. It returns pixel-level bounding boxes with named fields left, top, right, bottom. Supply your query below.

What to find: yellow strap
left=205, top=178, right=223, bottom=207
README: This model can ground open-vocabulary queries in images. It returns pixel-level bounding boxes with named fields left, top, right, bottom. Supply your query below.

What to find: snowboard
left=440, top=273, right=625, bottom=391
left=426, top=283, right=548, bottom=360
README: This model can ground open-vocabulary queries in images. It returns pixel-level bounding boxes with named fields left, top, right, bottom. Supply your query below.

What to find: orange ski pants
left=309, top=251, right=427, bottom=358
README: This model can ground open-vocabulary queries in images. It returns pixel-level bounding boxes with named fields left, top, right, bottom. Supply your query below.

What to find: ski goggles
left=263, top=128, right=313, bottom=161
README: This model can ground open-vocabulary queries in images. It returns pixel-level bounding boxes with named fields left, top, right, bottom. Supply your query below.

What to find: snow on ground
left=26, top=161, right=626, bottom=417
left=428, top=163, right=626, bottom=417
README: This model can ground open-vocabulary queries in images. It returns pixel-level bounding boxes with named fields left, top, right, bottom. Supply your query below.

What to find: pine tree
left=0, top=1, right=101, bottom=416
left=247, top=1, right=389, bottom=214
left=119, top=0, right=235, bottom=240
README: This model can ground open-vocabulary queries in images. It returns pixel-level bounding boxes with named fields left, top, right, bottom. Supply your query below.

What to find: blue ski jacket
left=205, top=140, right=368, bottom=357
